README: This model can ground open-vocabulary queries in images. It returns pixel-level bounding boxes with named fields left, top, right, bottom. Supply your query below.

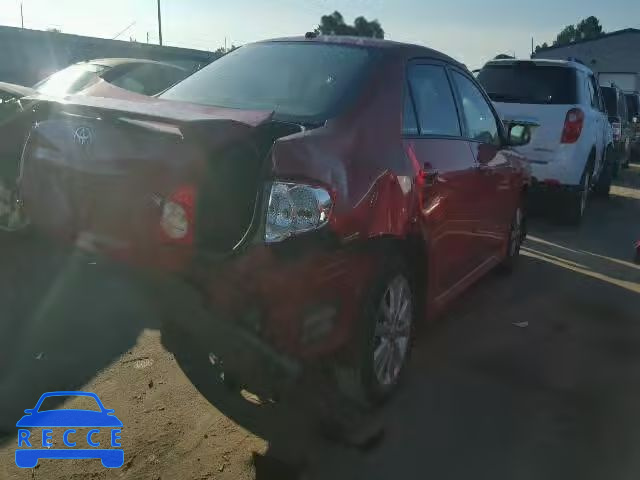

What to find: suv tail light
left=561, top=108, right=584, bottom=144
left=611, top=121, right=622, bottom=141
left=265, top=181, right=333, bottom=243
left=159, top=185, right=195, bottom=244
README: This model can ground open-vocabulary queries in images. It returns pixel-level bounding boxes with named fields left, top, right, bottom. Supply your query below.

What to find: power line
left=112, top=21, right=136, bottom=40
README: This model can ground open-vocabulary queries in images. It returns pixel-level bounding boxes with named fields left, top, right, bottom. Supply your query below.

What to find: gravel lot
left=1, top=163, right=639, bottom=480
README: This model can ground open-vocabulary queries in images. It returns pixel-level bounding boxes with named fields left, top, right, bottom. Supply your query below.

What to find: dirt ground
left=1, top=163, right=639, bottom=480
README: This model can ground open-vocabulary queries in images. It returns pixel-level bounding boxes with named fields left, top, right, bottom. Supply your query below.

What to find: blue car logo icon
left=15, top=391, right=123, bottom=468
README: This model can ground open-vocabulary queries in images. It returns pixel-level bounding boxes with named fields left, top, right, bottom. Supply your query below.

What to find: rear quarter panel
left=271, top=53, right=418, bottom=243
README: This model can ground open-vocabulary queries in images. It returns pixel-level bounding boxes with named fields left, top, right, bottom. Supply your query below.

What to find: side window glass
left=451, top=71, right=500, bottom=145
left=402, top=87, right=418, bottom=135
left=590, top=76, right=601, bottom=110
left=407, top=65, right=461, bottom=136
left=585, top=76, right=595, bottom=107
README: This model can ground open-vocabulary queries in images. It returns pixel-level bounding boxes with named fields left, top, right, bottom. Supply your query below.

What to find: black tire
left=593, top=149, right=613, bottom=199
left=498, top=203, right=525, bottom=273
left=559, top=155, right=593, bottom=225
left=335, top=256, right=415, bottom=407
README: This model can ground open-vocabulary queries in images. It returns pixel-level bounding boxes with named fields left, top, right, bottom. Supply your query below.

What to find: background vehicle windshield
left=478, top=64, right=577, bottom=104
left=33, top=63, right=107, bottom=96
left=601, top=87, right=618, bottom=115
left=626, top=93, right=639, bottom=119
left=160, top=42, right=374, bottom=122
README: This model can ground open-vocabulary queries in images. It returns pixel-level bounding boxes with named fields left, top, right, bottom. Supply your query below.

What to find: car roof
left=256, top=35, right=468, bottom=70
left=77, top=58, right=186, bottom=70
left=483, top=58, right=594, bottom=74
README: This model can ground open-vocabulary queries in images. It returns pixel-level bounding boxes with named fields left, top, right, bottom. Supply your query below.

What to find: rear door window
left=451, top=71, right=500, bottom=145
left=477, top=63, right=577, bottom=104
left=406, top=64, right=461, bottom=136
left=402, top=88, right=419, bottom=135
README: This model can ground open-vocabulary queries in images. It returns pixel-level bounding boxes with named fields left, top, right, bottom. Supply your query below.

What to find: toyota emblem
left=73, top=126, right=93, bottom=146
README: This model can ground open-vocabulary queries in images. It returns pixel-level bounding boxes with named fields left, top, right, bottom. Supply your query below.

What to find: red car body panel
left=20, top=37, right=530, bottom=366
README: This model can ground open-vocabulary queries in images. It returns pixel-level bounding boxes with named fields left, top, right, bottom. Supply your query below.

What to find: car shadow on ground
left=0, top=234, right=160, bottom=436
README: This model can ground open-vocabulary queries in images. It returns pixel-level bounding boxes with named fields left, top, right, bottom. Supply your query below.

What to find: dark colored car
left=20, top=36, right=531, bottom=403
left=601, top=84, right=632, bottom=172
left=625, top=92, right=640, bottom=162
left=0, top=59, right=190, bottom=230
left=33, top=58, right=190, bottom=97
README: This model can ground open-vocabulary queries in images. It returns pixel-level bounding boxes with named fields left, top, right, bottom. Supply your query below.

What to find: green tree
left=213, top=44, right=239, bottom=56
left=576, top=16, right=604, bottom=40
left=533, top=16, right=604, bottom=55
left=553, top=16, right=604, bottom=46
left=555, top=24, right=578, bottom=45
left=534, top=42, right=549, bottom=54
left=315, top=11, right=384, bottom=38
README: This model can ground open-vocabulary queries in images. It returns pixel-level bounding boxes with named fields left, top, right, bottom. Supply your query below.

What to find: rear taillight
left=265, top=181, right=333, bottom=243
left=159, top=185, right=195, bottom=244
left=561, top=108, right=584, bottom=144
left=612, top=122, right=622, bottom=141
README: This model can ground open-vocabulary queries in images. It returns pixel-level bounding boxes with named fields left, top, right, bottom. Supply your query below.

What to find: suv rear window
left=600, top=87, right=618, bottom=116
left=477, top=63, right=577, bottom=105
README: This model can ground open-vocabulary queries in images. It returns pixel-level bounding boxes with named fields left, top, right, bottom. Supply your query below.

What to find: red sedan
left=19, top=35, right=531, bottom=403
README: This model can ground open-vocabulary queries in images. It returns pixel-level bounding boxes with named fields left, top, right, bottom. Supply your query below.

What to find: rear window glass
left=600, top=87, right=618, bottom=115
left=34, top=63, right=107, bottom=96
left=104, top=63, right=189, bottom=96
left=477, top=64, right=577, bottom=104
left=160, top=42, right=375, bottom=123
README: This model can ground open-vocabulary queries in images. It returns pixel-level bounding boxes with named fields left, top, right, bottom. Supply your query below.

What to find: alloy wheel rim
left=373, top=275, right=412, bottom=387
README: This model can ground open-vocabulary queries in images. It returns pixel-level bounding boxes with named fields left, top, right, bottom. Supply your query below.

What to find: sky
left=1, top=0, right=639, bottom=69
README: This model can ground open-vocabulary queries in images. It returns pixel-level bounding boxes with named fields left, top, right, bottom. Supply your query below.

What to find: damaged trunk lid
left=20, top=95, right=281, bottom=271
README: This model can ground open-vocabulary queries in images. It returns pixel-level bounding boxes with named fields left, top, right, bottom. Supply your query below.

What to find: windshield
left=478, top=64, right=577, bottom=104
left=601, top=87, right=618, bottom=115
left=626, top=93, right=639, bottom=118
left=160, top=42, right=375, bottom=122
left=33, top=63, right=108, bottom=96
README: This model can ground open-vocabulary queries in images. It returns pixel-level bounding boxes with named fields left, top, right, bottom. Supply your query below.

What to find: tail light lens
left=561, top=108, right=584, bottom=144
left=612, top=121, right=622, bottom=141
left=265, top=182, right=333, bottom=243
left=159, top=185, right=195, bottom=244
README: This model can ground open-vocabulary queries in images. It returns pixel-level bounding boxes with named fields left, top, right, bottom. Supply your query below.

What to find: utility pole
left=157, top=0, right=163, bottom=46
left=531, top=37, right=534, bottom=56
left=147, top=32, right=150, bottom=43
left=20, top=2, right=24, bottom=28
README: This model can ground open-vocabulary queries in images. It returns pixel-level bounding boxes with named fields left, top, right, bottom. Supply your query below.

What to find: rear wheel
left=560, top=167, right=590, bottom=225
left=498, top=204, right=524, bottom=273
left=593, top=147, right=613, bottom=199
left=335, top=257, right=414, bottom=406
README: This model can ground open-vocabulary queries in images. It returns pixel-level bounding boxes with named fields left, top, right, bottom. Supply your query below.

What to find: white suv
left=478, top=59, right=614, bottom=224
